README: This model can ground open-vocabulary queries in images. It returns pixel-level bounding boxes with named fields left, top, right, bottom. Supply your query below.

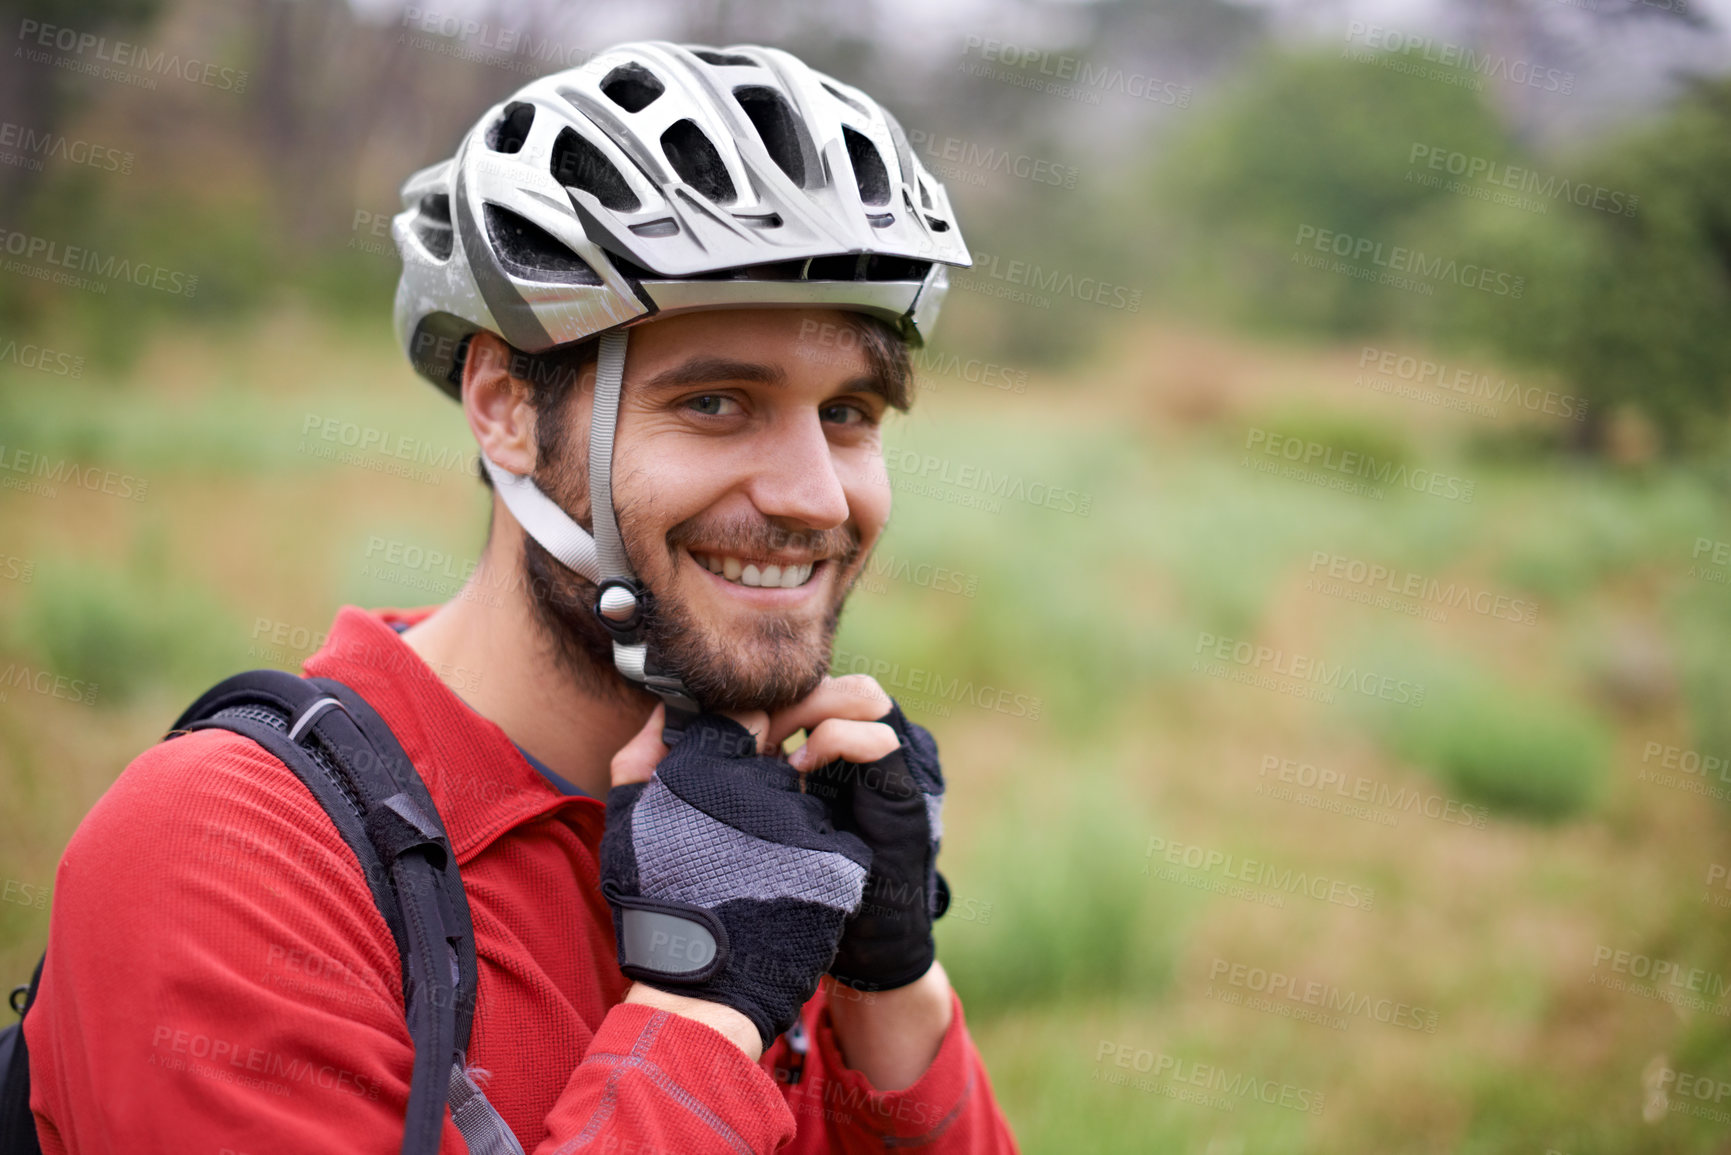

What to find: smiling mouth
left=690, top=550, right=818, bottom=589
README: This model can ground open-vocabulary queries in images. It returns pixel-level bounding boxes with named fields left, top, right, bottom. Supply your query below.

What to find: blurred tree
left=1429, top=75, right=1731, bottom=453
left=1146, top=50, right=1513, bottom=335
left=1448, top=0, right=1706, bottom=135
left=0, top=0, right=164, bottom=219
left=249, top=0, right=421, bottom=243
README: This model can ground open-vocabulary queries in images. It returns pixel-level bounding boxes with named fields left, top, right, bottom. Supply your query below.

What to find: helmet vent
left=803, top=254, right=931, bottom=283
left=733, top=86, right=807, bottom=187
left=486, top=102, right=535, bottom=153
left=551, top=128, right=641, bottom=213
left=661, top=119, right=737, bottom=205
left=693, top=49, right=755, bottom=66
left=843, top=127, right=890, bottom=206
left=925, top=215, right=950, bottom=233
left=918, top=179, right=934, bottom=211
left=484, top=204, right=602, bottom=284
left=412, top=193, right=453, bottom=260
left=822, top=82, right=870, bottom=117
left=601, top=62, right=664, bottom=112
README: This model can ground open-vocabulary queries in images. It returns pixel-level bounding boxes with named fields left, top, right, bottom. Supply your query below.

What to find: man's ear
left=462, top=332, right=537, bottom=475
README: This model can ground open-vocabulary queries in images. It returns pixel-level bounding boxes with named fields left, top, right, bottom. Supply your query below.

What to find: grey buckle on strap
left=448, top=1061, right=526, bottom=1155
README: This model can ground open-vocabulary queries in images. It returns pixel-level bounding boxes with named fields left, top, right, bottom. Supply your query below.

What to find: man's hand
left=765, top=677, right=954, bottom=1088
left=769, top=677, right=948, bottom=992
left=601, top=705, right=871, bottom=1053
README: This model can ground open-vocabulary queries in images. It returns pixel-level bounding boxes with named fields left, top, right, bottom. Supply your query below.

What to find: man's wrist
left=624, top=982, right=764, bottom=1061
left=824, top=960, right=953, bottom=1091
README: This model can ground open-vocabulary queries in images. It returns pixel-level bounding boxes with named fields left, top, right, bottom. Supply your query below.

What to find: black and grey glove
left=600, top=713, right=872, bottom=1048
left=809, top=702, right=949, bottom=992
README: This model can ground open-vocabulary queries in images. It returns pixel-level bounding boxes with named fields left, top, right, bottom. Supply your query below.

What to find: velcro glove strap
left=601, top=714, right=871, bottom=1047
left=604, top=890, right=728, bottom=982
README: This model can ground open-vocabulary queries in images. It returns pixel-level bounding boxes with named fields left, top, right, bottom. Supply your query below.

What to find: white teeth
left=695, top=552, right=816, bottom=589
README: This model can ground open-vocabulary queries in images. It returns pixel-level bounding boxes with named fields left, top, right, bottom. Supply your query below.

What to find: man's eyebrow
left=637, top=356, right=891, bottom=401
left=638, top=356, right=786, bottom=390
left=834, top=373, right=890, bottom=402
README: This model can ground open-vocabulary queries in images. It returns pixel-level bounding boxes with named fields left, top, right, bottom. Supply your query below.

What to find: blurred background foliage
left=4, top=0, right=1731, bottom=1151
left=3, top=0, right=1729, bottom=452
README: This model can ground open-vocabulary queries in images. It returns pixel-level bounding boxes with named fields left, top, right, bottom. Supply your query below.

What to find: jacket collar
left=302, top=605, right=601, bottom=863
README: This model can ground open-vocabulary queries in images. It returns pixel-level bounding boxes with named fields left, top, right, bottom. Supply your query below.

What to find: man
left=22, top=40, right=1017, bottom=1154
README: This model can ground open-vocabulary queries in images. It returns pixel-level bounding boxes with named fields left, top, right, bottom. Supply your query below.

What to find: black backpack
left=0, top=670, right=525, bottom=1155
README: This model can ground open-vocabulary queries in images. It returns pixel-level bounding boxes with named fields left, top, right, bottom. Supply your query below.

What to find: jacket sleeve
left=25, top=729, right=799, bottom=1155
left=534, top=1005, right=796, bottom=1153
left=766, top=984, right=1020, bottom=1154
left=24, top=729, right=475, bottom=1155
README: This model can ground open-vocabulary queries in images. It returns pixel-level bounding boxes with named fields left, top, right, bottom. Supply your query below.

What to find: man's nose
left=745, top=413, right=850, bottom=528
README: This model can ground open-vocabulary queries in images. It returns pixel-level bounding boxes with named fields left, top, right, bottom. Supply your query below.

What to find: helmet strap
left=480, top=328, right=703, bottom=743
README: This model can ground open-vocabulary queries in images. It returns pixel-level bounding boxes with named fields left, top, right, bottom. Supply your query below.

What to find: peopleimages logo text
left=1244, top=428, right=1475, bottom=503
left=1194, top=631, right=1426, bottom=707
left=905, top=129, right=1079, bottom=190
left=1307, top=550, right=1536, bottom=626
left=830, top=645, right=1043, bottom=720
left=1294, top=225, right=1524, bottom=298
left=1207, top=958, right=1439, bottom=1032
left=1144, top=837, right=1375, bottom=910
left=879, top=447, right=1092, bottom=516
left=0, top=227, right=198, bottom=297
left=961, top=37, right=1192, bottom=108
left=0, top=443, right=148, bottom=502
left=1591, top=947, right=1731, bottom=1000
left=16, top=19, right=250, bottom=92
left=1343, top=22, right=1574, bottom=94
left=965, top=252, right=1142, bottom=312
left=1407, top=144, right=1635, bottom=217
left=1357, top=345, right=1586, bottom=421
left=0, top=121, right=134, bottom=174
left=1092, top=1042, right=1325, bottom=1115
left=397, top=6, right=593, bottom=71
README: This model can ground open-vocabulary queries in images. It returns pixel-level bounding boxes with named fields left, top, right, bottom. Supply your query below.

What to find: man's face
left=534, top=307, right=894, bottom=712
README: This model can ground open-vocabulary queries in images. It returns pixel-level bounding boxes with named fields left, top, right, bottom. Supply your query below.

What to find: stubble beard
left=518, top=469, right=863, bottom=714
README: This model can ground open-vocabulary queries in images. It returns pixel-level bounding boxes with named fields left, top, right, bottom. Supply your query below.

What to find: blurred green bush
left=1144, top=51, right=1731, bottom=456
left=1367, top=652, right=1611, bottom=821
left=10, top=539, right=247, bottom=707
left=937, top=777, right=1187, bottom=1018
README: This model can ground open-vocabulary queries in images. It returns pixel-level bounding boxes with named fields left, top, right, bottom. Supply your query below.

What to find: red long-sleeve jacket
left=24, top=605, right=1017, bottom=1154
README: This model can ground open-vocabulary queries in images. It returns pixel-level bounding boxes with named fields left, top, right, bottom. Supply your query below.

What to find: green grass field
left=3, top=311, right=1730, bottom=1153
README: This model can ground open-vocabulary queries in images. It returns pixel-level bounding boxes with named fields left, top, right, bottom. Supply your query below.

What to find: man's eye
left=687, top=394, right=740, bottom=417
left=821, top=402, right=874, bottom=426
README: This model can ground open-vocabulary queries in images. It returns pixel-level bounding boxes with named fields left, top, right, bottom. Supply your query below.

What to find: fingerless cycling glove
left=600, top=713, right=872, bottom=1048
left=811, top=702, right=949, bottom=991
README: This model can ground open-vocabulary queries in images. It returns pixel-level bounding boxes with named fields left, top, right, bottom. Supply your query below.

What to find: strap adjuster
left=365, top=792, right=449, bottom=869
left=287, top=696, right=345, bottom=743
left=593, top=578, right=650, bottom=643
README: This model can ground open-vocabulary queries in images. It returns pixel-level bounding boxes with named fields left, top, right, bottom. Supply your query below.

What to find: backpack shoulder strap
left=0, top=955, right=46, bottom=1155
left=170, top=669, right=524, bottom=1155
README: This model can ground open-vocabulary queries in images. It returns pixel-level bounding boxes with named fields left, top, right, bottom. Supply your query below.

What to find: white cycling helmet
left=391, top=41, right=972, bottom=732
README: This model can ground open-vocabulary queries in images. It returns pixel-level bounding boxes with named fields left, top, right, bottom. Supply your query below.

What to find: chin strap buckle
left=649, top=687, right=701, bottom=747
left=594, top=578, right=649, bottom=644
left=596, top=580, right=702, bottom=746
left=639, top=658, right=701, bottom=746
